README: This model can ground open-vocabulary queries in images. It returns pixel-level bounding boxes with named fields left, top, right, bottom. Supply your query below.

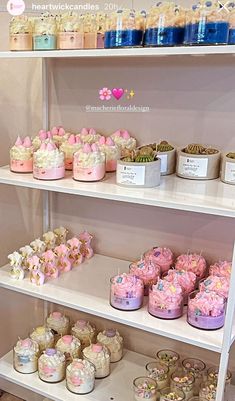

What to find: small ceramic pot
left=220, top=155, right=235, bottom=185
left=176, top=149, right=221, bottom=180
left=116, top=159, right=161, bottom=188
left=157, top=148, right=176, bottom=176
left=57, top=32, right=84, bottom=49
left=10, top=33, right=32, bottom=51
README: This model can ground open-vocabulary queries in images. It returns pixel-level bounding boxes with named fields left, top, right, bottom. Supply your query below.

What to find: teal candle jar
left=33, top=16, right=57, bottom=50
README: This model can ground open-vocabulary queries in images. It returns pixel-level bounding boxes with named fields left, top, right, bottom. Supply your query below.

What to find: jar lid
left=45, top=348, right=56, bottom=356
left=105, top=329, right=116, bottom=338
left=62, top=335, right=73, bottom=345
left=51, top=311, right=62, bottom=319
left=92, top=344, right=103, bottom=353
left=77, top=319, right=87, bottom=327
left=21, top=338, right=32, bottom=347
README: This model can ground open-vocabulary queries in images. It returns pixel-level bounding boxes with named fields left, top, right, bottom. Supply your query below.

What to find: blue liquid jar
left=33, top=16, right=57, bottom=50
left=228, top=6, right=235, bottom=44
left=144, top=3, right=186, bottom=47
left=104, top=9, right=145, bottom=48
left=184, top=2, right=229, bottom=45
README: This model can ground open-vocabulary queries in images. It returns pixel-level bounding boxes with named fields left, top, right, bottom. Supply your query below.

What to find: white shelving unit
left=0, top=48, right=235, bottom=401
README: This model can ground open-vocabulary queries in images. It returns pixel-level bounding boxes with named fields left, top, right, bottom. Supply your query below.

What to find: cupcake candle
left=83, top=343, right=110, bottom=378
left=200, top=275, right=230, bottom=299
left=10, top=136, right=33, bottom=173
left=60, top=134, right=83, bottom=170
left=56, top=335, right=81, bottom=363
left=38, top=348, right=66, bottom=383
left=97, top=329, right=123, bottom=362
left=129, top=258, right=160, bottom=296
left=209, top=260, right=231, bottom=279
left=175, top=253, right=207, bottom=281
left=71, top=320, right=96, bottom=349
left=165, top=269, right=197, bottom=305
left=30, top=326, right=54, bottom=352
left=111, top=129, right=137, bottom=156
left=13, top=338, right=39, bottom=374
left=144, top=247, right=174, bottom=274
left=33, top=15, right=57, bottom=50
left=66, top=359, right=95, bottom=394
left=98, top=136, right=121, bottom=172
left=58, top=12, right=84, bottom=49
left=148, top=279, right=183, bottom=319
left=73, top=143, right=105, bottom=182
left=33, top=142, right=65, bottom=180
left=10, top=16, right=33, bottom=51
left=46, top=311, right=70, bottom=337
left=110, top=273, right=144, bottom=311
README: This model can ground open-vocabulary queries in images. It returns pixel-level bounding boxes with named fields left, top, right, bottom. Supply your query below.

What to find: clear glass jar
left=148, top=280, right=184, bottom=320
left=156, top=349, right=180, bottom=377
left=146, top=362, right=169, bottom=391
left=199, top=381, right=217, bottom=401
left=104, top=9, right=145, bottom=48
left=187, top=290, right=226, bottom=330
left=182, top=358, right=206, bottom=396
left=171, top=368, right=195, bottom=400
left=33, top=15, right=57, bottom=50
left=57, top=13, right=84, bottom=50
left=13, top=338, right=39, bottom=374
left=207, top=366, right=232, bottom=400
left=38, top=348, right=66, bottom=383
left=66, top=359, right=95, bottom=394
left=184, top=1, right=229, bottom=45
left=144, top=3, right=185, bottom=47
left=160, top=387, right=185, bottom=401
left=110, top=273, right=144, bottom=311
left=10, top=16, right=33, bottom=51
left=133, top=377, right=157, bottom=401
left=73, top=144, right=105, bottom=182
left=82, top=343, right=110, bottom=379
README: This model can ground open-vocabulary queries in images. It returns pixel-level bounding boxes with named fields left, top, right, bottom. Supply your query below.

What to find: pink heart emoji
left=112, top=88, right=124, bottom=100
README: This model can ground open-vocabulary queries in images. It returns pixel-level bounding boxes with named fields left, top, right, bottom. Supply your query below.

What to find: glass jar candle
left=184, top=1, right=229, bottom=45
left=57, top=13, right=84, bottom=49
left=110, top=273, right=144, bottom=311
left=104, top=9, right=145, bottom=48
left=144, top=3, right=185, bottom=47
left=97, top=329, right=123, bottom=363
left=228, top=7, right=235, bottom=44
left=160, top=387, right=185, bottom=401
left=148, top=280, right=184, bottom=320
left=38, top=348, right=66, bottom=383
left=171, top=369, right=195, bottom=400
left=84, top=14, right=97, bottom=49
left=199, top=381, right=217, bottom=401
left=129, top=258, right=160, bottom=296
left=146, top=362, right=169, bottom=392
left=73, top=143, right=105, bottom=182
left=13, top=338, right=39, bottom=374
left=10, top=16, right=33, bottom=51
left=66, top=358, right=95, bottom=394
left=33, top=142, right=65, bottom=180
left=187, top=291, right=226, bottom=330
left=156, top=349, right=180, bottom=377
left=10, top=136, right=33, bottom=173
left=33, top=15, right=57, bottom=50
left=133, top=377, right=157, bottom=401
left=164, top=269, right=196, bottom=305
left=83, top=343, right=110, bottom=379
left=207, top=366, right=232, bottom=400
left=71, top=319, right=96, bottom=349
left=182, top=358, right=206, bottom=396
left=46, top=311, right=70, bottom=338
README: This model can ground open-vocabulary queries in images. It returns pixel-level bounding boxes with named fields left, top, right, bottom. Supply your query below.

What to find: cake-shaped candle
left=133, top=377, right=157, bottom=401
left=71, top=320, right=96, bottom=349
left=144, top=247, right=174, bottom=274
left=111, top=130, right=137, bottom=156
left=38, top=348, right=66, bottom=383
left=200, top=275, right=230, bottom=299
left=148, top=279, right=183, bottom=319
left=187, top=290, right=226, bottom=330
left=33, top=14, right=57, bottom=50
left=83, top=343, right=110, bottom=378
left=10, top=16, right=33, bottom=51
left=30, top=326, right=54, bottom=352
left=97, top=329, right=123, bottom=362
left=13, top=338, right=39, bottom=374
left=144, top=3, right=186, bottom=47
left=165, top=269, right=197, bottom=305
left=129, top=258, right=160, bottom=296
left=58, top=12, right=84, bottom=49
left=46, top=311, right=70, bottom=337
left=209, top=260, right=231, bottom=279
left=33, top=142, right=65, bottom=180
left=80, top=127, right=101, bottom=144
left=56, top=335, right=81, bottom=363
left=110, top=273, right=144, bottom=311
left=66, top=359, right=95, bottom=394
left=10, top=136, right=33, bottom=173
left=98, top=136, right=121, bottom=172
left=32, top=129, right=52, bottom=151
left=73, top=143, right=105, bottom=182
left=175, top=253, right=207, bottom=281
left=184, top=1, right=229, bottom=45
left=50, top=126, right=68, bottom=147
left=60, top=134, right=83, bottom=170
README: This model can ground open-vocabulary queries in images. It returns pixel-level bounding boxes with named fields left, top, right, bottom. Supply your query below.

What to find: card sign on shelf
left=116, top=164, right=145, bottom=185
left=157, top=154, right=167, bottom=174
left=178, top=156, right=208, bottom=178
left=225, top=162, right=235, bottom=183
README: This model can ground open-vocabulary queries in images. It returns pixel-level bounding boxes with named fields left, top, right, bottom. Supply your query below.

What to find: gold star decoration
left=129, top=90, right=135, bottom=98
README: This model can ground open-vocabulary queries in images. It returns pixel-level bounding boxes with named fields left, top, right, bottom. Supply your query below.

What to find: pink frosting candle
left=175, top=253, right=207, bottom=280
left=110, top=273, right=144, bottom=311
left=144, top=247, right=174, bottom=274
left=148, top=279, right=183, bottom=320
left=200, top=275, right=230, bottom=299
left=187, top=291, right=225, bottom=330
left=209, top=260, right=232, bottom=279
left=129, top=258, right=160, bottom=296
left=164, top=269, right=197, bottom=305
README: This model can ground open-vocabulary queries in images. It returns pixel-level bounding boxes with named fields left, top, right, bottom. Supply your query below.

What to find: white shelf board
left=0, top=254, right=233, bottom=353
left=0, top=349, right=154, bottom=401
left=0, top=166, right=235, bottom=218
left=1, top=46, right=235, bottom=59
